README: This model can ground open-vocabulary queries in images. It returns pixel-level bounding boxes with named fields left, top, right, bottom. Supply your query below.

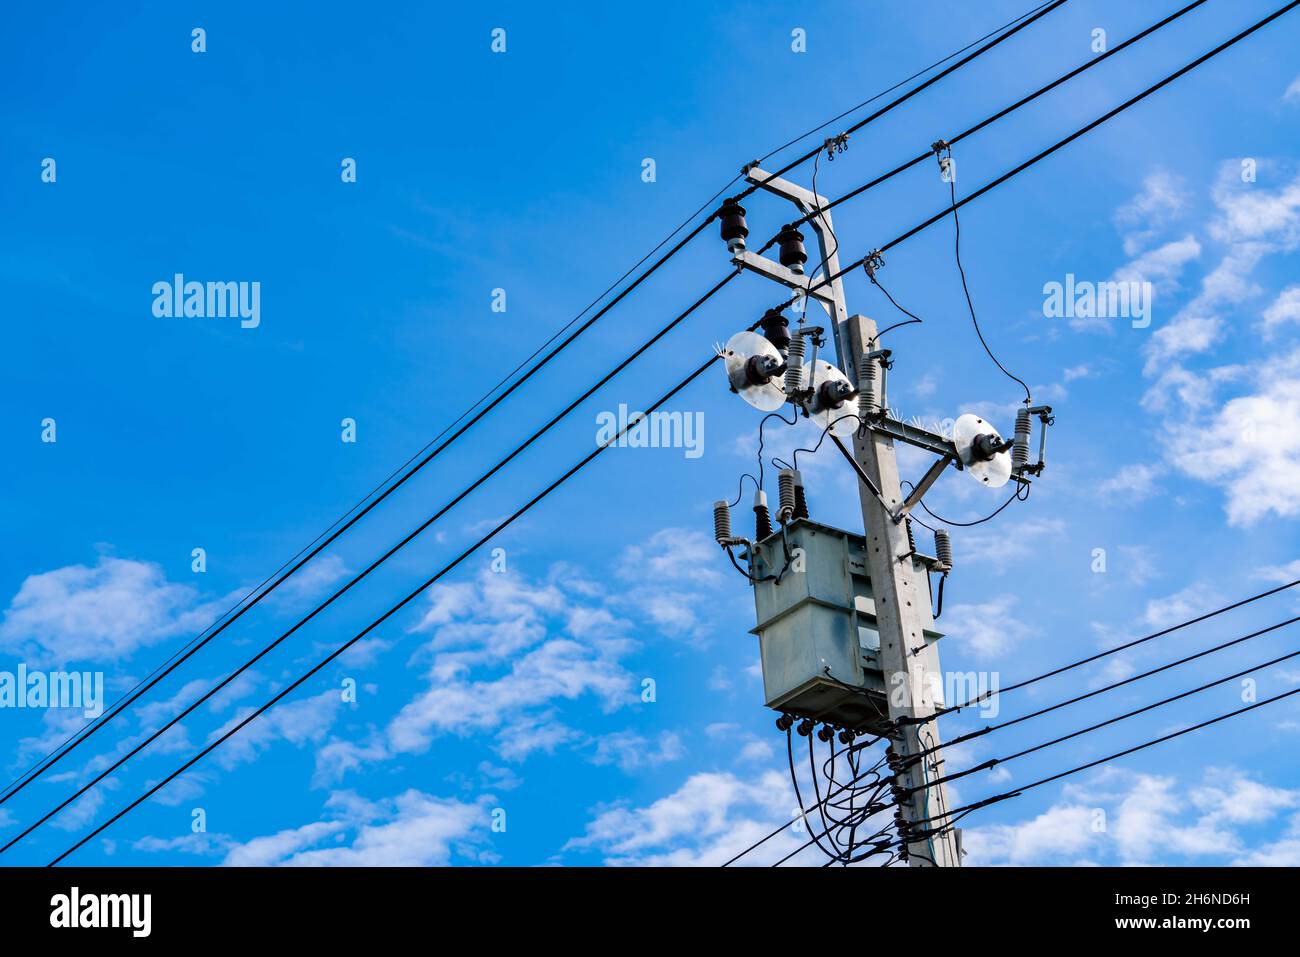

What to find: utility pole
left=737, top=164, right=962, bottom=867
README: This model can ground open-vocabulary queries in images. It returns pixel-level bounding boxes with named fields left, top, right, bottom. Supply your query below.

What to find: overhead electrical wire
left=751, top=0, right=1065, bottom=168
left=720, top=739, right=886, bottom=866
left=760, top=0, right=1209, bottom=241
left=46, top=355, right=723, bottom=866
left=906, top=617, right=1300, bottom=795
left=902, top=578, right=1300, bottom=724
left=736, top=0, right=1071, bottom=201
left=1, top=273, right=741, bottom=856
left=766, top=0, right=1300, bottom=314
left=38, top=1, right=1291, bottom=858
left=943, top=150, right=1033, bottom=404
left=907, top=683, right=1300, bottom=838
left=917, top=615, right=1300, bottom=757
left=2, top=0, right=1067, bottom=811
left=781, top=621, right=1300, bottom=863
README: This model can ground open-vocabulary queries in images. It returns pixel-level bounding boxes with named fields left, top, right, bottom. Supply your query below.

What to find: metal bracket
left=863, top=417, right=959, bottom=461
left=894, top=456, right=953, bottom=523
left=742, top=166, right=850, bottom=375
left=731, top=250, right=836, bottom=306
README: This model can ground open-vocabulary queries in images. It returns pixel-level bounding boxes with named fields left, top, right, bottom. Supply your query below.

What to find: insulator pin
left=719, top=199, right=749, bottom=254
left=777, top=224, right=808, bottom=274
left=784, top=334, right=805, bottom=396
left=777, top=470, right=796, bottom=523
left=858, top=353, right=879, bottom=416
left=933, top=529, right=953, bottom=573
left=792, top=470, right=810, bottom=521
left=1012, top=407, right=1031, bottom=471
left=754, top=489, right=773, bottom=541
left=759, top=308, right=791, bottom=354
left=713, top=500, right=732, bottom=545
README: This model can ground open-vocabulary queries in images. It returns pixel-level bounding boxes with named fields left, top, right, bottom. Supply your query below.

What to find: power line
left=738, top=0, right=1071, bottom=201
left=908, top=617, right=1300, bottom=795
left=770, top=0, right=1210, bottom=235
left=0, top=216, right=717, bottom=812
left=47, top=354, right=727, bottom=866
left=769, top=0, right=1300, bottom=312
left=908, top=683, right=1300, bottom=835
left=2, top=273, right=740, bottom=856
left=943, top=150, right=1033, bottom=404
left=41, top=2, right=1265, bottom=852
left=4, top=1, right=1068, bottom=810
left=925, top=615, right=1300, bottom=755
left=722, top=740, right=886, bottom=867
left=900, top=579, right=1300, bottom=724
left=752, top=0, right=1064, bottom=167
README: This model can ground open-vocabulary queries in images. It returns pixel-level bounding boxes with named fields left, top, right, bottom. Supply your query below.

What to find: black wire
left=911, top=482, right=1026, bottom=527
left=8, top=0, right=1049, bottom=803
left=722, top=742, right=885, bottom=867
left=47, top=354, right=725, bottom=866
left=910, top=578, right=1300, bottom=723
left=910, top=615, right=1300, bottom=769
left=911, top=683, right=1300, bottom=831
left=791, top=412, right=863, bottom=471
left=726, top=472, right=760, bottom=509
left=780, top=0, right=1210, bottom=234
left=946, top=163, right=1032, bottom=405
left=0, top=213, right=725, bottom=814
left=766, top=0, right=1300, bottom=313
left=752, top=0, right=1062, bottom=168
left=739, top=0, right=1070, bottom=203
left=8, top=274, right=744, bottom=856
left=786, top=729, right=849, bottom=864
left=868, top=272, right=926, bottom=330
left=921, top=623, right=1300, bottom=795
left=755, top=405, right=800, bottom=490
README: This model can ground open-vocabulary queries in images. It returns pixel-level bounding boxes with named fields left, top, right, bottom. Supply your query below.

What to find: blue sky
left=2, top=0, right=1299, bottom=866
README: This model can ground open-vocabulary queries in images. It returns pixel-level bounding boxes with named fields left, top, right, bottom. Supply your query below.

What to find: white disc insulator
left=722, top=330, right=786, bottom=412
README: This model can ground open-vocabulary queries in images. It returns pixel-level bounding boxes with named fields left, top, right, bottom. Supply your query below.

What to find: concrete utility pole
left=740, top=165, right=962, bottom=867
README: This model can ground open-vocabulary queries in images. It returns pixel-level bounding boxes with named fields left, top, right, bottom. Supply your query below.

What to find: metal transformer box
left=749, top=518, right=938, bottom=735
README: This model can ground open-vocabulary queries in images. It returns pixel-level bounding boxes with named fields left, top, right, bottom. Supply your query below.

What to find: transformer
left=748, top=518, right=942, bottom=735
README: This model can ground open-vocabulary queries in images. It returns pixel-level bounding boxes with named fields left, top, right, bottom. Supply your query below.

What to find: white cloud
left=1114, top=170, right=1187, bottom=255
left=221, top=788, right=488, bottom=867
left=387, top=636, right=631, bottom=759
left=963, top=803, right=1100, bottom=865
left=1162, top=349, right=1300, bottom=525
left=967, top=767, right=1299, bottom=866
left=943, top=596, right=1033, bottom=658
left=590, top=730, right=685, bottom=773
left=1262, top=285, right=1300, bottom=339
left=0, top=556, right=227, bottom=664
left=1140, top=166, right=1300, bottom=373
left=1097, top=463, right=1165, bottom=503
left=959, top=518, right=1065, bottom=570
left=1143, top=314, right=1222, bottom=369
left=565, top=769, right=817, bottom=866
left=1287, top=76, right=1300, bottom=104
left=1139, top=583, right=1220, bottom=630
left=264, top=554, right=349, bottom=606
left=207, top=688, right=345, bottom=772
left=1112, top=234, right=1200, bottom=291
